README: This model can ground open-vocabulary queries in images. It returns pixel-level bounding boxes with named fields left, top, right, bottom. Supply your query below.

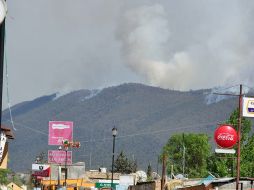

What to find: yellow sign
left=242, top=97, right=254, bottom=117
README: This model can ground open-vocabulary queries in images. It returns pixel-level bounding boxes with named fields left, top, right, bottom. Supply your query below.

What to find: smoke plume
left=117, top=2, right=254, bottom=90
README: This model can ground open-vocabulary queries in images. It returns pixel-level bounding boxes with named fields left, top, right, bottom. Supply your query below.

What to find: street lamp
left=57, top=146, right=62, bottom=189
left=111, top=127, right=117, bottom=190
left=64, top=146, right=68, bottom=187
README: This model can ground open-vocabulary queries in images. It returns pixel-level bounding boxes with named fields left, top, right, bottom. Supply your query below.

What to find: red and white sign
left=48, top=121, right=73, bottom=145
left=32, top=164, right=50, bottom=177
left=48, top=150, right=72, bottom=165
left=214, top=124, right=237, bottom=148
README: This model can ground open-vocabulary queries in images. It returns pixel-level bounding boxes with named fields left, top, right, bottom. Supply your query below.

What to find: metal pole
left=236, top=84, right=242, bottom=190
left=111, top=135, right=115, bottom=190
left=182, top=133, right=185, bottom=176
left=57, top=165, right=61, bottom=188
left=64, top=149, right=67, bottom=187
left=89, top=152, right=92, bottom=170
left=0, top=2, right=6, bottom=136
left=157, top=155, right=159, bottom=175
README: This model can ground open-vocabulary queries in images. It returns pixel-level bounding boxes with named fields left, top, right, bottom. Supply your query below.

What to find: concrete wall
left=46, top=162, right=85, bottom=180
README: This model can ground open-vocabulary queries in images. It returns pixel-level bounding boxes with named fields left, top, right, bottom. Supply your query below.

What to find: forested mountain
left=2, top=83, right=244, bottom=172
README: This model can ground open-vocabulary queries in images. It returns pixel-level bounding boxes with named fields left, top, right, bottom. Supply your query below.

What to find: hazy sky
left=3, top=0, right=254, bottom=107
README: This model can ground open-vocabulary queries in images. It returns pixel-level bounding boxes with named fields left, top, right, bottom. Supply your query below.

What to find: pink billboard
left=48, top=150, right=72, bottom=164
left=48, top=121, right=73, bottom=145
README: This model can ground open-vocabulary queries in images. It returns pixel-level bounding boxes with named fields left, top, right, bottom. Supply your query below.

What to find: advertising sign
left=0, top=133, right=7, bottom=161
left=214, top=124, right=237, bottom=148
left=48, top=150, right=72, bottom=164
left=95, top=182, right=118, bottom=189
left=48, top=121, right=73, bottom=145
left=32, top=164, right=50, bottom=177
left=242, top=97, right=254, bottom=117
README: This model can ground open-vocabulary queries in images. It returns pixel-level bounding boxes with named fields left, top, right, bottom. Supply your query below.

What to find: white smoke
left=117, top=2, right=254, bottom=91
left=205, top=85, right=252, bottom=105
left=5, top=0, right=254, bottom=107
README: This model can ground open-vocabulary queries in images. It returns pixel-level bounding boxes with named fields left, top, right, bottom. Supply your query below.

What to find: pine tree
left=146, top=163, right=152, bottom=181
left=114, top=151, right=138, bottom=174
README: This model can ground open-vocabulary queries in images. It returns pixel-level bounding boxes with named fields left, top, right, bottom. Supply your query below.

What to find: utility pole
left=236, top=84, right=243, bottom=190
left=214, top=84, right=243, bottom=190
left=182, top=133, right=185, bottom=177
left=161, top=154, right=167, bottom=190
left=157, top=155, right=159, bottom=175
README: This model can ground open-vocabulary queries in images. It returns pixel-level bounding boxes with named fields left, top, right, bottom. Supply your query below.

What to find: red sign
left=214, top=124, right=237, bottom=148
left=32, top=164, right=50, bottom=177
left=32, top=169, right=50, bottom=177
left=48, top=121, right=73, bottom=145
left=48, top=150, right=72, bottom=164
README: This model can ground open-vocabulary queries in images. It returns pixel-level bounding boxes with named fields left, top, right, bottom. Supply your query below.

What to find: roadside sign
left=215, top=148, right=236, bottom=154
left=48, top=150, right=72, bottom=164
left=214, top=124, right=237, bottom=148
left=95, top=183, right=118, bottom=189
left=48, top=121, right=73, bottom=145
left=243, top=97, right=254, bottom=117
left=32, top=164, right=50, bottom=177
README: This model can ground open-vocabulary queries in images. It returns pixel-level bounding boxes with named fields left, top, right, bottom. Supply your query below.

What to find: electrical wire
left=212, top=84, right=242, bottom=94
left=79, top=120, right=223, bottom=143
left=242, top=84, right=254, bottom=93
left=6, top=120, right=47, bottom=136
left=4, top=26, right=16, bottom=130
left=219, top=84, right=242, bottom=92
left=6, top=119, right=222, bottom=143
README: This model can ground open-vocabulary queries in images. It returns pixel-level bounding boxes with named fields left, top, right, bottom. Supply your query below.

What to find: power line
left=5, top=119, right=222, bottom=143
left=212, top=84, right=254, bottom=96
left=79, top=120, right=223, bottom=143
left=242, top=84, right=254, bottom=93
left=217, top=84, right=242, bottom=92
left=6, top=120, right=48, bottom=136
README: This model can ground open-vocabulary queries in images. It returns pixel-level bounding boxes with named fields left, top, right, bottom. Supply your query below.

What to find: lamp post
left=111, top=127, right=117, bottom=190
left=57, top=146, right=62, bottom=189
left=64, top=147, right=68, bottom=187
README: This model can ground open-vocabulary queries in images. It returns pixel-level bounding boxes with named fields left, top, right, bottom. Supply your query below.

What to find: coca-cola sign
left=214, top=125, right=237, bottom=148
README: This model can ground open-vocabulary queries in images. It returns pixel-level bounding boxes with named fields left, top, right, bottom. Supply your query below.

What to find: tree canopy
left=0, top=169, right=10, bottom=185
left=163, top=133, right=211, bottom=178
left=209, top=108, right=254, bottom=177
left=162, top=108, right=254, bottom=178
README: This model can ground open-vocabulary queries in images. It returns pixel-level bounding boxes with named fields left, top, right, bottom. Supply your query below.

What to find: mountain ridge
left=2, top=83, right=242, bottom=172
